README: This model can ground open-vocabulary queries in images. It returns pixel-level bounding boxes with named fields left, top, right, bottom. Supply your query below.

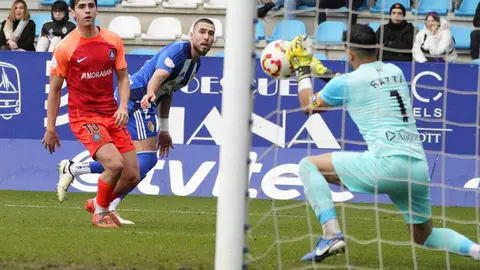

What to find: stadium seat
left=255, top=20, right=265, bottom=42
left=141, top=17, right=182, bottom=41
left=40, top=0, right=70, bottom=5
left=314, top=53, right=328, bottom=60
left=450, top=26, right=472, bottom=49
left=97, top=0, right=116, bottom=6
left=162, top=0, right=197, bottom=9
left=339, top=55, right=347, bottom=61
left=215, top=51, right=224, bottom=57
left=312, top=21, right=347, bottom=45
left=122, top=0, right=157, bottom=7
left=454, top=0, right=480, bottom=16
left=107, top=16, right=141, bottom=39
left=31, top=14, right=51, bottom=37
left=473, top=59, right=480, bottom=64
left=130, top=48, right=157, bottom=55
left=412, top=0, right=451, bottom=15
left=203, top=0, right=226, bottom=9
left=266, top=20, right=306, bottom=43
left=370, top=0, right=410, bottom=13
left=368, top=22, right=381, bottom=32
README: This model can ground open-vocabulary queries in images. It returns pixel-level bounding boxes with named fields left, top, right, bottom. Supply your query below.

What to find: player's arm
left=298, top=75, right=347, bottom=115
left=115, top=68, right=130, bottom=109
left=311, top=57, right=339, bottom=83
left=156, top=91, right=174, bottom=157
left=147, top=69, right=170, bottom=98
left=46, top=74, right=64, bottom=132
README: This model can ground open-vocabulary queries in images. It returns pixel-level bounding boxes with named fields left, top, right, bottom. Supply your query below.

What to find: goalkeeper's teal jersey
left=319, top=61, right=426, bottom=160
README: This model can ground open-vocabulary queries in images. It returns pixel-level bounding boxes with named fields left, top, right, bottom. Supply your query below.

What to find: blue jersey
left=318, top=61, right=426, bottom=160
left=129, top=41, right=201, bottom=105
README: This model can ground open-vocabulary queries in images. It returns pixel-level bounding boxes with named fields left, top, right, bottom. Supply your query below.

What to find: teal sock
left=424, top=228, right=475, bottom=256
left=298, top=158, right=337, bottom=224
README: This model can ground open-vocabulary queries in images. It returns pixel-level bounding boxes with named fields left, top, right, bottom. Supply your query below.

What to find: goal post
left=214, top=0, right=256, bottom=269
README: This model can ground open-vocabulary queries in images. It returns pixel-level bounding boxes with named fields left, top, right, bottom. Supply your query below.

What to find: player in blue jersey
left=55, top=18, right=216, bottom=225
left=286, top=25, right=480, bottom=263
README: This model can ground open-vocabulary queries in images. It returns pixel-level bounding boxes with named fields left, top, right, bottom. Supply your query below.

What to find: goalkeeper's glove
left=311, top=57, right=341, bottom=83
left=286, top=35, right=313, bottom=81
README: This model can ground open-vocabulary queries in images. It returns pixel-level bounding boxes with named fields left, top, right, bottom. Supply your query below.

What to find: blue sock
left=89, top=161, right=104, bottom=174
left=424, top=228, right=475, bottom=256
left=298, top=158, right=337, bottom=225
left=120, top=151, right=158, bottom=200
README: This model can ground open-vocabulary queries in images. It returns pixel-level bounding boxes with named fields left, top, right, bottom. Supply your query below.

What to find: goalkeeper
left=286, top=24, right=480, bottom=263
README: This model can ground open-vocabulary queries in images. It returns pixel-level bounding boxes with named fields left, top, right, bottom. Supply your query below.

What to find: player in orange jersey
left=42, top=0, right=140, bottom=228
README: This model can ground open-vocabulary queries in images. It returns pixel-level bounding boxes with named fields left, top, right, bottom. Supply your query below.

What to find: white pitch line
left=4, top=204, right=406, bottom=223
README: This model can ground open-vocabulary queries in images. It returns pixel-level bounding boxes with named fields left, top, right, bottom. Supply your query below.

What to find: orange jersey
left=50, top=27, right=127, bottom=118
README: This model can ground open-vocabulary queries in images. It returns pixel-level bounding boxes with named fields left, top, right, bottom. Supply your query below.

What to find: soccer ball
left=260, top=40, right=294, bottom=79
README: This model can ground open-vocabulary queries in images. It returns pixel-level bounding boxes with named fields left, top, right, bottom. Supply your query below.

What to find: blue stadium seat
left=473, top=59, right=480, bottom=64
left=412, top=0, right=451, bottom=15
left=130, top=48, right=157, bottom=55
left=41, top=0, right=70, bottom=5
left=454, top=0, right=480, bottom=16
left=215, top=51, right=225, bottom=57
left=414, top=23, right=425, bottom=30
left=255, top=20, right=265, bottom=42
left=266, top=20, right=306, bottom=43
left=314, top=53, right=328, bottom=60
left=450, top=26, right=472, bottom=49
left=97, top=0, right=116, bottom=7
left=339, top=55, right=347, bottom=61
left=368, top=22, right=381, bottom=32
left=370, top=0, right=410, bottom=13
left=312, top=21, right=347, bottom=45
left=30, top=14, right=51, bottom=37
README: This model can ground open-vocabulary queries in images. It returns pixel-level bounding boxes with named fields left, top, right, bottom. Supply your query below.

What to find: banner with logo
left=0, top=51, right=479, bottom=207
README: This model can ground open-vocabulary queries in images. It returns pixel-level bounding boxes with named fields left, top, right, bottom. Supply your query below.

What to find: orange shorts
left=70, top=116, right=136, bottom=159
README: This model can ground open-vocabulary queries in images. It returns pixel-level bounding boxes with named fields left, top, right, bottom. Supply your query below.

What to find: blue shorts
left=115, top=82, right=158, bottom=141
left=332, top=151, right=432, bottom=224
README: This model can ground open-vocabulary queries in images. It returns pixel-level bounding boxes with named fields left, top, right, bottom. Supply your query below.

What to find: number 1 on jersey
left=390, top=90, right=408, bottom=122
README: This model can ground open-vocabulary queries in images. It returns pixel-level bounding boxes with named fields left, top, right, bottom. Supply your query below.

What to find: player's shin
left=424, top=228, right=480, bottom=260
left=298, top=158, right=341, bottom=239
left=109, top=151, right=158, bottom=211
left=70, top=161, right=104, bottom=176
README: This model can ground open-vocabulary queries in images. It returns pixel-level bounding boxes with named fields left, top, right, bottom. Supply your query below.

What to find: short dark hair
left=193, top=18, right=215, bottom=30
left=70, top=0, right=97, bottom=10
left=342, top=24, right=377, bottom=58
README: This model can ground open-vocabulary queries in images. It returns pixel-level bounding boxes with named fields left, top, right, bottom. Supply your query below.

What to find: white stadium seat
left=141, top=17, right=182, bottom=41
left=108, top=16, right=141, bottom=39
left=162, top=0, right=197, bottom=9
left=203, top=0, right=226, bottom=9
left=122, top=0, right=157, bottom=7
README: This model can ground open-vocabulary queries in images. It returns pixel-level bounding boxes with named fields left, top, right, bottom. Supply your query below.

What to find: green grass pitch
left=0, top=190, right=479, bottom=269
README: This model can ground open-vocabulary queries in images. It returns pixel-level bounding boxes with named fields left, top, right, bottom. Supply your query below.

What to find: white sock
left=322, top=219, right=341, bottom=239
left=93, top=198, right=109, bottom=214
left=469, top=244, right=480, bottom=260
left=69, top=161, right=92, bottom=176
left=109, top=198, right=122, bottom=211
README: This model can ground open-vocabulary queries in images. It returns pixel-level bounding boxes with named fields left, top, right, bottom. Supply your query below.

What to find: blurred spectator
left=257, top=0, right=315, bottom=20
left=412, top=12, right=457, bottom=63
left=317, top=0, right=364, bottom=27
left=470, top=1, right=480, bottom=60
left=0, top=0, right=35, bottom=51
left=376, top=3, right=414, bottom=62
left=36, top=0, right=76, bottom=52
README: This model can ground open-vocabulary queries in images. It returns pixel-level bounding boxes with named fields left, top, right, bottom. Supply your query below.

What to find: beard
left=193, top=44, right=208, bottom=56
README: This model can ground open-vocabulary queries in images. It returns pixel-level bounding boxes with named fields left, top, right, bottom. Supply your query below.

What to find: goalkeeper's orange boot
left=85, top=199, right=95, bottom=214
left=92, top=211, right=120, bottom=228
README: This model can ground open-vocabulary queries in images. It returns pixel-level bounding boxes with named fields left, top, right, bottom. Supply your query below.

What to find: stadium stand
left=370, top=0, right=410, bottom=13
left=266, top=20, right=307, bottom=43
left=0, top=0, right=477, bottom=61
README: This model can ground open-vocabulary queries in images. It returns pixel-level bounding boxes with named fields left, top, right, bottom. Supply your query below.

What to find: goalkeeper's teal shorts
left=332, top=151, right=432, bottom=224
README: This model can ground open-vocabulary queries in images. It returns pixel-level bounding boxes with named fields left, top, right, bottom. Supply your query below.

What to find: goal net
left=217, top=0, right=480, bottom=269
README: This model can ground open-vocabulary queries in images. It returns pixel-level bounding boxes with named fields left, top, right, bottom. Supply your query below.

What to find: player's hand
left=157, top=131, right=174, bottom=158
left=141, top=93, right=156, bottom=110
left=286, top=35, right=313, bottom=70
left=42, top=130, right=61, bottom=154
left=113, top=106, right=129, bottom=127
